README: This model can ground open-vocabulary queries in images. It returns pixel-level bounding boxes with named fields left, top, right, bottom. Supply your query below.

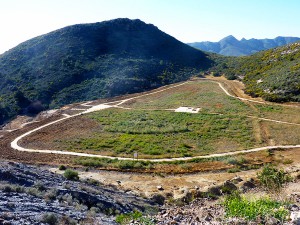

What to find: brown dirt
left=0, top=115, right=76, bottom=165
left=50, top=148, right=300, bottom=198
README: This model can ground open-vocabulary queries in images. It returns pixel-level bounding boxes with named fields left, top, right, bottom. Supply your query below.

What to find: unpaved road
left=10, top=78, right=300, bottom=161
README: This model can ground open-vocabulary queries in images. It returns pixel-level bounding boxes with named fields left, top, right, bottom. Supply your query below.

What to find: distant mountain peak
left=188, top=36, right=300, bottom=56
left=220, top=35, right=238, bottom=41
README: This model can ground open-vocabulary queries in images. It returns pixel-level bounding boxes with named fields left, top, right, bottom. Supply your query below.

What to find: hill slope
left=219, top=41, right=300, bottom=102
left=188, top=35, right=300, bottom=56
left=0, top=18, right=212, bottom=125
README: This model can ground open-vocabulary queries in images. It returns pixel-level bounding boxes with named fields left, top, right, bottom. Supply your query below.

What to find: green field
left=59, top=108, right=257, bottom=158
left=121, top=82, right=253, bottom=116
left=23, top=80, right=300, bottom=159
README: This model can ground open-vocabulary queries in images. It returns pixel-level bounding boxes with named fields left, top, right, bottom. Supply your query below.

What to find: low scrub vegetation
left=257, top=164, right=292, bottom=192
left=116, top=211, right=155, bottom=225
left=64, top=169, right=79, bottom=181
left=215, top=42, right=300, bottom=102
left=223, top=192, right=289, bottom=222
left=61, top=108, right=256, bottom=158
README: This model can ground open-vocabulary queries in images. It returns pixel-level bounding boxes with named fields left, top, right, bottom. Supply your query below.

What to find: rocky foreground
left=0, top=160, right=300, bottom=225
left=0, top=160, right=157, bottom=224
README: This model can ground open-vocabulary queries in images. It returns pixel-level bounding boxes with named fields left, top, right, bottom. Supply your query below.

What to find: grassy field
left=57, top=108, right=257, bottom=158
left=252, top=103, right=300, bottom=123
left=121, top=81, right=253, bottom=116
left=21, top=80, right=300, bottom=160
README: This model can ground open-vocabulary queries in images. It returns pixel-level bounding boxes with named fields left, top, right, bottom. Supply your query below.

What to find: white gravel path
left=10, top=79, right=300, bottom=161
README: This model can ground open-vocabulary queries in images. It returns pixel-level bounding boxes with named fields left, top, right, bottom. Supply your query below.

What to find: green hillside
left=214, top=42, right=300, bottom=102
left=0, top=18, right=213, bottom=125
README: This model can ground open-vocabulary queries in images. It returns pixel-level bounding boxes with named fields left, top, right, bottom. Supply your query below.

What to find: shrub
left=223, top=191, right=289, bottom=222
left=115, top=211, right=154, bottom=225
left=41, top=213, right=58, bottom=225
left=3, top=185, right=13, bottom=193
left=64, top=169, right=79, bottom=181
left=151, top=194, right=166, bottom=205
left=257, top=165, right=292, bottom=192
left=227, top=168, right=241, bottom=173
left=59, top=165, right=67, bottom=170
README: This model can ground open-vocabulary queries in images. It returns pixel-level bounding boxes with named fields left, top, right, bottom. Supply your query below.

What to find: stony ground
left=1, top=161, right=300, bottom=224
left=0, top=160, right=158, bottom=224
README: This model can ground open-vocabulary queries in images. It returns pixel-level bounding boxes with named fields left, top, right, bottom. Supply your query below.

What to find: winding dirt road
left=10, top=79, right=300, bottom=161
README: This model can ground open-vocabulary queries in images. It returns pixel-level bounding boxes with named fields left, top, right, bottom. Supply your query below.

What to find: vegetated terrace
left=20, top=80, right=300, bottom=159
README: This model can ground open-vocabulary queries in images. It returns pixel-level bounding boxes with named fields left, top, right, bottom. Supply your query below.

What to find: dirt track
left=0, top=77, right=299, bottom=168
left=9, top=78, right=300, bottom=162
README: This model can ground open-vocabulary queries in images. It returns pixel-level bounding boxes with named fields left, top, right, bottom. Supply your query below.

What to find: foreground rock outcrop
left=0, top=160, right=157, bottom=224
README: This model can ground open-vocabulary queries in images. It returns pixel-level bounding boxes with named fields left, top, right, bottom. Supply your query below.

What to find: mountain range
left=0, top=18, right=300, bottom=125
left=188, top=35, right=300, bottom=56
left=0, top=18, right=212, bottom=125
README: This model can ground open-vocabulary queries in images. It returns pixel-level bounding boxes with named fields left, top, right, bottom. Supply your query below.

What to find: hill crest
left=0, top=18, right=212, bottom=125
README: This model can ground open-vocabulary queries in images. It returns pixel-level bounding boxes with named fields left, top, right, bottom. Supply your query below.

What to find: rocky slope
left=0, top=160, right=157, bottom=224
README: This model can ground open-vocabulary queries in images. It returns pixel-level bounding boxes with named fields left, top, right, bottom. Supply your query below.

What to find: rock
left=221, top=181, right=237, bottom=194
left=239, top=180, right=256, bottom=192
left=165, top=192, right=173, bottom=198
left=231, top=176, right=243, bottom=184
left=157, top=185, right=164, bottom=191
left=203, top=212, right=213, bottom=221
left=181, top=191, right=193, bottom=203
left=290, top=211, right=300, bottom=224
left=207, top=186, right=222, bottom=196
left=266, top=216, right=278, bottom=225
left=0, top=161, right=157, bottom=224
left=174, top=214, right=182, bottom=222
left=289, top=204, right=300, bottom=211
left=150, top=194, right=165, bottom=205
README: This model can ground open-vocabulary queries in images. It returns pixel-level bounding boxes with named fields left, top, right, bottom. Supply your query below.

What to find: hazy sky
left=1, top=0, right=300, bottom=54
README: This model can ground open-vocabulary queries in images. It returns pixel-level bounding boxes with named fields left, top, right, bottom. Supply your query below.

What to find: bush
left=3, top=185, right=13, bottom=193
left=223, top=192, right=289, bottom=222
left=115, top=211, right=154, bottom=225
left=64, top=169, right=79, bottom=181
left=42, top=213, right=58, bottom=225
left=257, top=165, right=292, bottom=192
left=59, top=165, right=67, bottom=170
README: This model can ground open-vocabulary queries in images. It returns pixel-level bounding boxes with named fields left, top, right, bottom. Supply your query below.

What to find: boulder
left=157, top=186, right=164, bottom=191
left=231, top=176, right=243, bottom=184
left=290, top=211, right=300, bottom=224
left=239, top=180, right=256, bottom=192
left=221, top=181, right=238, bottom=194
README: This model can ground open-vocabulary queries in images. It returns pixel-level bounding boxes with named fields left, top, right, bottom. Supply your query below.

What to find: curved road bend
left=10, top=79, right=300, bottom=161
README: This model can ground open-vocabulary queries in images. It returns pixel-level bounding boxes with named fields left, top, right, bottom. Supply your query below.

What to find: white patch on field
left=175, top=107, right=200, bottom=113
left=83, top=104, right=112, bottom=113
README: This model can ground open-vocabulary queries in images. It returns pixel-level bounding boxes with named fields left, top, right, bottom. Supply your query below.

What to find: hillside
left=219, top=41, right=300, bottom=102
left=188, top=35, right=300, bottom=56
left=0, top=18, right=212, bottom=125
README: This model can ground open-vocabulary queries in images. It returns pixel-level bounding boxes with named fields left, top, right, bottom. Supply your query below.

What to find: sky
left=1, top=0, right=300, bottom=54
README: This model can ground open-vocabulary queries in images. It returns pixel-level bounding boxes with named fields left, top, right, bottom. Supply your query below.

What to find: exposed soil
left=48, top=148, right=300, bottom=199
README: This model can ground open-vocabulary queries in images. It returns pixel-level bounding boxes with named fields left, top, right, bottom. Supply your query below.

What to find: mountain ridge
left=0, top=18, right=212, bottom=125
left=215, top=41, right=300, bottom=102
left=188, top=35, right=300, bottom=56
